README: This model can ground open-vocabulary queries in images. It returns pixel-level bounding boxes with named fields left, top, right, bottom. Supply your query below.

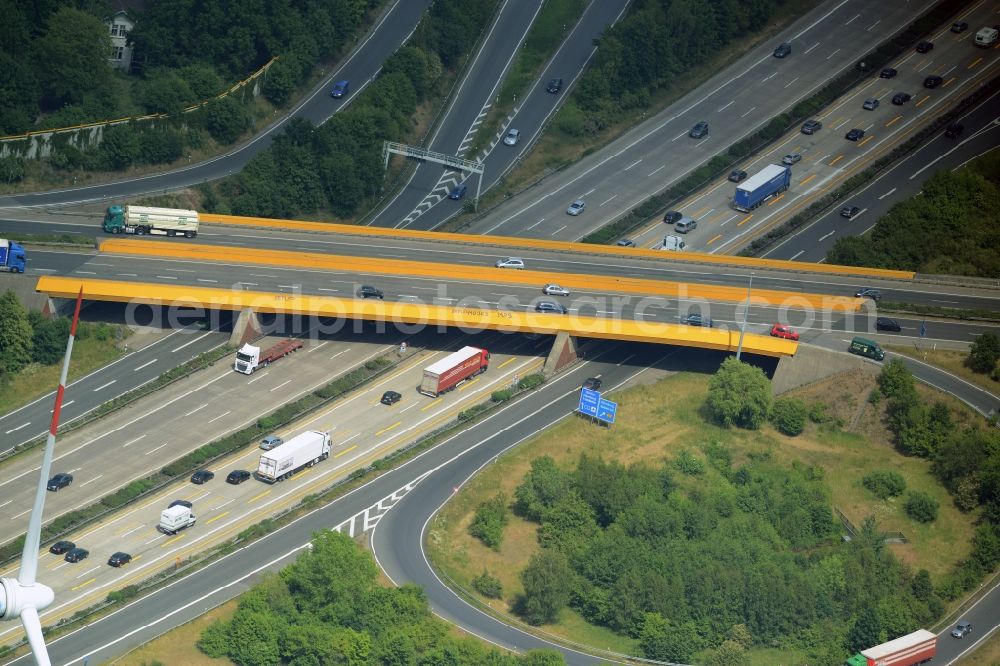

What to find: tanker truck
left=102, top=205, right=199, bottom=237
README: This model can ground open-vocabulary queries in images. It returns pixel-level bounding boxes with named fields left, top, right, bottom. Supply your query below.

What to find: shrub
left=518, top=374, right=546, bottom=390
left=862, top=471, right=907, bottom=499
left=770, top=398, right=807, bottom=436
left=491, top=389, right=512, bottom=403
left=904, top=491, right=939, bottom=523
left=673, top=450, right=705, bottom=476
left=469, top=493, right=509, bottom=549
left=968, top=333, right=1000, bottom=374
left=706, top=358, right=772, bottom=429
left=472, top=570, right=503, bottom=598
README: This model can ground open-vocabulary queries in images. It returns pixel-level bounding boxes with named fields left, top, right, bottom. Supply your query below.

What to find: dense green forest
left=198, top=529, right=567, bottom=665
left=827, top=151, right=1000, bottom=276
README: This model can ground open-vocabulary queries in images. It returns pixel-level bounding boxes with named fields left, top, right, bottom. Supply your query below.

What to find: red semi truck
left=844, top=629, right=937, bottom=666
left=419, top=346, right=490, bottom=397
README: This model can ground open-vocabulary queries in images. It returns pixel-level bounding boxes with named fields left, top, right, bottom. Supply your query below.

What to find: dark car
left=773, top=42, right=792, bottom=58
left=535, top=300, right=568, bottom=314
left=681, top=314, right=713, bottom=327
left=380, top=390, right=402, bottom=406
left=915, top=41, right=934, bottom=53
left=876, top=317, right=901, bottom=332
left=546, top=78, right=563, bottom=93
left=951, top=621, right=972, bottom=638
left=855, top=288, right=882, bottom=300
left=801, top=119, right=822, bottom=134
left=945, top=123, right=964, bottom=138
left=448, top=183, right=467, bottom=200
left=879, top=67, right=897, bottom=79
left=845, top=128, right=865, bottom=141
left=226, top=469, right=251, bottom=485
left=330, top=80, right=349, bottom=98
left=49, top=540, right=75, bottom=555
left=951, top=21, right=969, bottom=33
left=841, top=205, right=861, bottom=219
left=107, top=551, right=132, bottom=567
left=190, top=470, right=214, bottom=484
left=891, top=92, right=912, bottom=105
left=357, top=285, right=384, bottom=299
left=923, top=75, right=943, bottom=89
left=615, top=238, right=636, bottom=247
left=46, top=473, right=73, bottom=491
left=689, top=121, right=709, bottom=139
left=65, top=547, right=89, bottom=563
left=582, top=377, right=603, bottom=391
left=728, top=169, right=747, bottom=183
left=663, top=210, right=683, bottom=224
left=168, top=499, right=193, bottom=509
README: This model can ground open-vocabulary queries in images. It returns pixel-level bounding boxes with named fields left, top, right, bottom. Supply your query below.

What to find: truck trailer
left=257, top=430, right=331, bottom=483
left=732, top=164, right=791, bottom=212
left=102, top=205, right=200, bottom=237
left=0, top=239, right=26, bottom=273
left=233, top=339, right=304, bottom=374
left=418, top=346, right=490, bottom=397
left=158, top=505, right=197, bottom=535
left=845, top=629, right=937, bottom=666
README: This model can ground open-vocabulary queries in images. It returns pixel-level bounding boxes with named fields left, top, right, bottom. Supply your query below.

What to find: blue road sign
left=578, top=388, right=600, bottom=417
left=597, top=398, right=618, bottom=424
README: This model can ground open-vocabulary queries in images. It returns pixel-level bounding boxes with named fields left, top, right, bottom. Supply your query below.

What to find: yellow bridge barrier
left=200, top=213, right=916, bottom=280
left=35, top=276, right=798, bottom=358
left=97, top=239, right=862, bottom=312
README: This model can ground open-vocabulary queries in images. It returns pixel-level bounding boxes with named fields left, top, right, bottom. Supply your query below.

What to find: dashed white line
left=740, top=106, right=756, bottom=118
left=145, top=442, right=169, bottom=455
left=600, top=194, right=618, bottom=206
left=844, top=12, right=860, bottom=25
left=819, top=231, right=836, bottom=242
left=134, top=359, right=157, bottom=372
left=525, top=218, right=545, bottom=231
left=93, top=380, right=116, bottom=392
left=826, top=48, right=841, bottom=60
left=790, top=250, right=805, bottom=260
left=648, top=165, right=665, bottom=177
left=804, top=42, right=820, bottom=54
left=549, top=225, right=567, bottom=236
left=867, top=19, right=881, bottom=31
left=184, top=404, right=207, bottom=417
left=623, top=159, right=642, bottom=171
left=784, top=77, right=799, bottom=89
left=270, top=380, right=292, bottom=392
left=207, top=410, right=231, bottom=424
left=878, top=187, right=897, bottom=200
left=122, top=435, right=146, bottom=448
left=80, top=475, right=103, bottom=487
left=5, top=423, right=30, bottom=434
left=717, top=100, right=735, bottom=112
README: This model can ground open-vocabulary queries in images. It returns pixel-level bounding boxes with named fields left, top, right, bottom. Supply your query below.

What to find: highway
left=0, top=0, right=433, bottom=209
left=368, top=0, right=629, bottom=231
left=464, top=0, right=944, bottom=240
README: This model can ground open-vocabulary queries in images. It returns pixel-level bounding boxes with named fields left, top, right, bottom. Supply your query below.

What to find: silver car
left=503, top=129, right=520, bottom=146
left=863, top=97, right=879, bottom=110
left=495, top=257, right=525, bottom=269
left=782, top=153, right=802, bottom=165
left=260, top=435, right=283, bottom=451
left=542, top=284, right=570, bottom=296
left=566, top=200, right=586, bottom=216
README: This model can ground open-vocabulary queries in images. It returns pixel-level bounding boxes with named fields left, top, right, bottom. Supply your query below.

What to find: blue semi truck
left=0, top=239, right=26, bottom=273
left=732, top=164, right=791, bottom=212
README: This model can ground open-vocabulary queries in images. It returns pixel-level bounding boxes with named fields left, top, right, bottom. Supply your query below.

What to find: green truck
left=102, top=205, right=199, bottom=237
left=848, top=336, right=884, bottom=361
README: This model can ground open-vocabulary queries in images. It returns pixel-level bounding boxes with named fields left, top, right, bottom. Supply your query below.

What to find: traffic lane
left=0, top=0, right=433, bottom=210
left=936, top=578, right=1000, bottom=664
left=466, top=0, right=936, bottom=238
left=0, top=325, right=228, bottom=453
left=0, top=340, right=544, bottom=651
left=366, top=0, right=546, bottom=228
left=763, top=89, right=1000, bottom=261
left=0, top=336, right=394, bottom=549
left=398, top=0, right=631, bottom=232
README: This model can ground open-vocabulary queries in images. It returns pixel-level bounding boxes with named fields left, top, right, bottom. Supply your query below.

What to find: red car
left=770, top=324, right=799, bottom=341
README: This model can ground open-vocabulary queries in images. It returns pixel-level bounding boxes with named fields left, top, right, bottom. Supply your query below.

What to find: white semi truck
left=102, top=205, right=200, bottom=237
left=257, top=430, right=331, bottom=483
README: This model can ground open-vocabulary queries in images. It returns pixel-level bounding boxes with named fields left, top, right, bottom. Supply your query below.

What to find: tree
left=878, top=359, right=917, bottom=402
left=203, top=96, right=252, bottom=145
left=639, top=613, right=702, bottom=662
left=514, top=456, right=571, bottom=521
left=911, top=569, right=933, bottom=601
left=847, top=606, right=883, bottom=652
left=968, top=333, right=1000, bottom=374
left=33, top=7, right=112, bottom=106
left=0, top=290, right=33, bottom=375
left=710, top=639, right=749, bottom=666
left=904, top=492, right=939, bottom=523
left=706, top=357, right=773, bottom=429
left=469, top=492, right=508, bottom=550
left=517, top=550, right=574, bottom=625
left=770, top=398, right=807, bottom=436
left=862, top=471, right=907, bottom=500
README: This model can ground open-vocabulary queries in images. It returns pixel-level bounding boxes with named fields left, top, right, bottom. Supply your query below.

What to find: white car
left=542, top=284, right=570, bottom=296
left=495, top=257, right=525, bottom=269
left=503, top=129, right=520, bottom=146
left=566, top=200, right=586, bottom=216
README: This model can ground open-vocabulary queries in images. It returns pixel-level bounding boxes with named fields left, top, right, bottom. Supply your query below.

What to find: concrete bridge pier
left=543, top=331, right=580, bottom=376
left=229, top=307, right=263, bottom=347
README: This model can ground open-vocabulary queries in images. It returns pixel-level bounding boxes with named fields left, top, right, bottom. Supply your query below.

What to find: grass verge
left=887, top=345, right=999, bottom=399
left=426, top=370, right=978, bottom=661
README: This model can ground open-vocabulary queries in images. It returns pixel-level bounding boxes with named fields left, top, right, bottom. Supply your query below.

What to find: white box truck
left=158, top=505, right=196, bottom=535
left=257, top=430, right=331, bottom=483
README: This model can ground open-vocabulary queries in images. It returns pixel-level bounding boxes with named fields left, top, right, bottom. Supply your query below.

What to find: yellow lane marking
left=829, top=154, right=844, bottom=166
left=766, top=194, right=785, bottom=206
left=706, top=234, right=722, bottom=245
left=968, top=57, right=983, bottom=69
left=160, top=534, right=184, bottom=548
left=71, top=578, right=96, bottom=591
left=335, top=445, right=358, bottom=458
left=885, top=115, right=902, bottom=127
left=915, top=95, right=930, bottom=107
left=799, top=174, right=816, bottom=186
left=943, top=76, right=957, bottom=87
left=376, top=421, right=402, bottom=435
left=497, top=357, right=517, bottom=369
left=132, top=555, right=142, bottom=563
left=206, top=511, right=230, bottom=525
left=858, top=135, right=874, bottom=147
left=457, top=377, right=479, bottom=392
left=692, top=206, right=709, bottom=217
left=421, top=398, right=442, bottom=412
left=737, top=215, right=753, bottom=227
left=248, top=489, right=271, bottom=504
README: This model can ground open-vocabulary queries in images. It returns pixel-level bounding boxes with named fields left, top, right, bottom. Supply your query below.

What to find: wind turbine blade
left=20, top=606, right=52, bottom=666
left=19, top=288, right=83, bottom=587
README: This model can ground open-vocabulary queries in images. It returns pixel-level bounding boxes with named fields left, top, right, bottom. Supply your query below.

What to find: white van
left=975, top=27, right=998, bottom=46
left=662, top=235, right=687, bottom=251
